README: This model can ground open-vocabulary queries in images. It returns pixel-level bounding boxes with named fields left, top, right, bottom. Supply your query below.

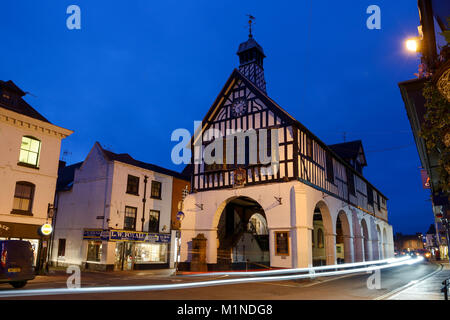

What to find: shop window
left=124, top=206, right=137, bottom=230
left=312, top=229, right=315, bottom=248
left=12, top=181, right=35, bottom=214
left=58, top=239, right=66, bottom=257
left=134, top=243, right=168, bottom=264
left=150, top=181, right=162, bottom=199
left=126, top=175, right=140, bottom=195
left=18, top=136, right=41, bottom=167
left=148, top=210, right=160, bottom=233
left=86, top=241, right=102, bottom=262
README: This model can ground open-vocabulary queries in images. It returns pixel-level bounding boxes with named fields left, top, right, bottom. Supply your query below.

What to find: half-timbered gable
left=192, top=70, right=297, bottom=192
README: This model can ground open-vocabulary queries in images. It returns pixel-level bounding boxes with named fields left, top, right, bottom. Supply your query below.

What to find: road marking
left=374, top=264, right=443, bottom=300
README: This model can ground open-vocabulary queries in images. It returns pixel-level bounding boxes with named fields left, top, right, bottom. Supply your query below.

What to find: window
left=134, top=243, right=168, bottom=264
left=148, top=210, right=160, bottom=233
left=124, top=206, right=137, bottom=230
left=346, top=168, right=355, bottom=196
left=12, top=181, right=35, bottom=214
left=18, top=136, right=41, bottom=167
left=150, top=181, right=162, bottom=199
left=311, top=229, right=315, bottom=248
left=367, top=186, right=374, bottom=206
left=58, top=239, right=66, bottom=257
left=377, top=194, right=381, bottom=211
left=86, top=241, right=102, bottom=262
left=325, top=152, right=334, bottom=183
left=306, top=136, right=313, bottom=158
left=126, top=175, right=139, bottom=195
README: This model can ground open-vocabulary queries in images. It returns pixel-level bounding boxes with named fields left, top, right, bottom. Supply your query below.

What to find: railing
left=442, top=278, right=450, bottom=300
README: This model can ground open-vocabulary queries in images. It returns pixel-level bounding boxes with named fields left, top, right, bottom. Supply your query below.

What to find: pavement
left=383, top=261, right=450, bottom=300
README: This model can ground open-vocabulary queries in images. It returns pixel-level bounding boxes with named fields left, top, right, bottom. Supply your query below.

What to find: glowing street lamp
left=405, top=38, right=421, bottom=52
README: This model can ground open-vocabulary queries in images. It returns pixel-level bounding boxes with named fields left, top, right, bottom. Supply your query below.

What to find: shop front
left=0, top=221, right=48, bottom=268
left=83, top=229, right=171, bottom=271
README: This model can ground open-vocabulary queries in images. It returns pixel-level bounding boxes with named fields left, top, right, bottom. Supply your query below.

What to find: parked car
left=0, top=240, right=35, bottom=288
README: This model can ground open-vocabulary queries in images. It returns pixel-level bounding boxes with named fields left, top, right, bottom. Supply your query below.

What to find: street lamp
left=405, top=38, right=421, bottom=53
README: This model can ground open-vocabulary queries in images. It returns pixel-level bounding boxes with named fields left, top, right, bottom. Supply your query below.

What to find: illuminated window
left=150, top=181, right=162, bottom=199
left=12, top=181, right=35, bottom=213
left=124, top=206, right=137, bottom=230
left=19, top=136, right=41, bottom=167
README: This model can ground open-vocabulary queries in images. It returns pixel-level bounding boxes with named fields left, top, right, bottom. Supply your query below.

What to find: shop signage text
left=83, top=229, right=171, bottom=243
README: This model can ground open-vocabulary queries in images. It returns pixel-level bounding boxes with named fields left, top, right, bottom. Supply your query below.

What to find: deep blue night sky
left=0, top=1, right=434, bottom=234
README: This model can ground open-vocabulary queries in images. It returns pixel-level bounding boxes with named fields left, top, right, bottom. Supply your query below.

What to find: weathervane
left=247, top=14, right=255, bottom=38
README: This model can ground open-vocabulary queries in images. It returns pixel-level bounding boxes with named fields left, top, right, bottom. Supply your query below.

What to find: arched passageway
left=376, top=225, right=382, bottom=259
left=216, top=196, right=269, bottom=270
left=312, top=202, right=335, bottom=266
left=361, top=219, right=370, bottom=261
left=383, top=228, right=388, bottom=259
left=336, top=211, right=352, bottom=263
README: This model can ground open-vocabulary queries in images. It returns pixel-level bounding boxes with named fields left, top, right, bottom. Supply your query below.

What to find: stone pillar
left=325, top=233, right=336, bottom=265
left=353, top=235, right=364, bottom=262
left=343, top=235, right=354, bottom=263
left=292, top=226, right=313, bottom=268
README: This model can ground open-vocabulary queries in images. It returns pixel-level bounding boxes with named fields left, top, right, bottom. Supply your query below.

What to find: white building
left=50, top=142, right=189, bottom=271
left=179, top=35, right=394, bottom=270
left=0, top=80, right=73, bottom=267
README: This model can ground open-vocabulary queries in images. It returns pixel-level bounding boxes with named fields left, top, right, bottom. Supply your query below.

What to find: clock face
left=231, top=99, right=247, bottom=117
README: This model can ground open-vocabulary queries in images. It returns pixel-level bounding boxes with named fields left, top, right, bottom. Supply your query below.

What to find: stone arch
left=336, top=210, right=352, bottom=263
left=215, top=196, right=270, bottom=268
left=361, top=218, right=370, bottom=261
left=312, top=200, right=335, bottom=265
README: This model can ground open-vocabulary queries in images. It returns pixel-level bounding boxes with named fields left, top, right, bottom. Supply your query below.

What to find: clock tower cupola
left=237, top=16, right=267, bottom=93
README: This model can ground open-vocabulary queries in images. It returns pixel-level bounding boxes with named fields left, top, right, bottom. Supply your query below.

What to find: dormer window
left=18, top=136, right=41, bottom=168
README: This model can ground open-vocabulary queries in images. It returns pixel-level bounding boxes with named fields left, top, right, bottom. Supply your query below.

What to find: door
left=114, top=242, right=134, bottom=271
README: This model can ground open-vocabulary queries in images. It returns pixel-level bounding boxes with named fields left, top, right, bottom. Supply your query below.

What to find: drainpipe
left=142, top=176, right=148, bottom=232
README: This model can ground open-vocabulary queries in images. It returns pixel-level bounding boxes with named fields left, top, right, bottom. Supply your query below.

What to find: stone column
left=325, top=233, right=336, bottom=265
left=343, top=235, right=354, bottom=263
left=353, top=235, right=364, bottom=262
left=292, top=226, right=313, bottom=268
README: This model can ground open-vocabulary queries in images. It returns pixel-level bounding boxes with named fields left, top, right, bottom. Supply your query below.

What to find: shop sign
left=82, top=229, right=171, bottom=243
left=40, top=224, right=53, bottom=236
left=83, top=229, right=109, bottom=240
left=110, top=230, right=147, bottom=242
left=145, top=233, right=171, bottom=243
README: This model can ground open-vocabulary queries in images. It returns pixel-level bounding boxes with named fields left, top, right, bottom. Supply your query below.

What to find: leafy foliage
left=420, top=80, right=450, bottom=193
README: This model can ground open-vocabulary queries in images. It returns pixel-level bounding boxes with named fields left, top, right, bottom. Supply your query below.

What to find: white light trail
left=182, top=256, right=410, bottom=277
left=0, top=256, right=422, bottom=298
